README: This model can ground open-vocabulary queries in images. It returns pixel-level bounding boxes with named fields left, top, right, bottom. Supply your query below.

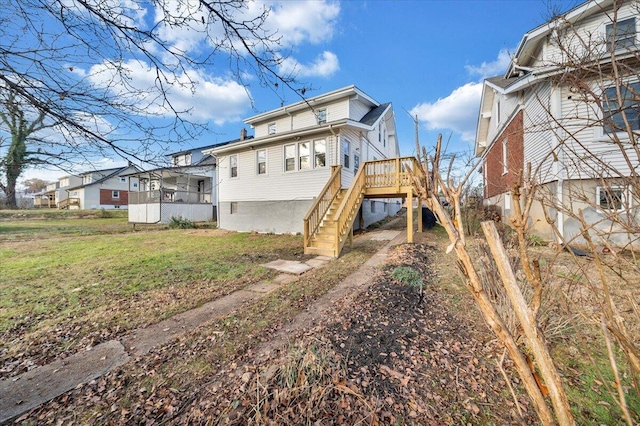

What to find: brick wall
left=484, top=111, right=524, bottom=199
left=100, top=189, right=128, bottom=206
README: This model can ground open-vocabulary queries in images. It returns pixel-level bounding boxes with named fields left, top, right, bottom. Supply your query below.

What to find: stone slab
left=244, top=282, right=280, bottom=293
left=305, top=258, right=329, bottom=268
left=369, top=230, right=401, bottom=241
left=0, top=340, right=129, bottom=424
left=272, top=274, right=300, bottom=284
left=313, top=256, right=334, bottom=261
left=260, top=259, right=312, bottom=275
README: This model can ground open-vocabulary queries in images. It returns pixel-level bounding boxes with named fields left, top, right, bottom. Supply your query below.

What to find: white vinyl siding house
left=476, top=0, right=640, bottom=246
left=208, top=85, right=401, bottom=234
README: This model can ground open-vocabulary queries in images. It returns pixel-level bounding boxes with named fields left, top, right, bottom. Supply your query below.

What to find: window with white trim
left=256, top=149, right=267, bottom=175
left=268, top=122, right=276, bottom=135
left=502, top=137, right=508, bottom=175
left=342, top=139, right=350, bottom=169
left=317, top=109, right=327, bottom=124
left=230, top=154, right=238, bottom=178
left=299, top=142, right=310, bottom=170
left=112, top=190, right=120, bottom=199
left=597, top=186, right=626, bottom=211
left=314, top=140, right=326, bottom=168
left=606, top=17, right=636, bottom=51
left=603, top=81, right=640, bottom=133
left=120, top=177, right=126, bottom=183
left=284, top=144, right=295, bottom=172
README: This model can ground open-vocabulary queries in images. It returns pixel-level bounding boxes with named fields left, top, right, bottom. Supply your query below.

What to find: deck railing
left=58, top=197, right=80, bottom=209
left=303, top=165, right=342, bottom=249
left=364, top=157, right=423, bottom=192
left=129, top=189, right=212, bottom=205
left=333, top=164, right=366, bottom=255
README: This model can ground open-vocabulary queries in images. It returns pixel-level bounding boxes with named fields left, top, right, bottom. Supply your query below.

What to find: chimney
left=240, top=128, right=247, bottom=141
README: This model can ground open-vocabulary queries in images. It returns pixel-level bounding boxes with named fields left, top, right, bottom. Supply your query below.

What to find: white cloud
left=410, top=83, right=482, bottom=142
left=279, top=51, right=339, bottom=78
left=465, top=48, right=512, bottom=79
left=264, top=0, right=340, bottom=46
left=87, top=60, right=251, bottom=125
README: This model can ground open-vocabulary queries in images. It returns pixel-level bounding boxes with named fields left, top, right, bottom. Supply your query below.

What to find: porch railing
left=364, top=156, right=423, bottom=192
left=128, top=189, right=212, bottom=205
left=58, top=197, right=80, bottom=209
left=303, top=165, right=342, bottom=249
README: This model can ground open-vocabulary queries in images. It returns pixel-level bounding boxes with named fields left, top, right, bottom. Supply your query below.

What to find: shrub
left=168, top=216, right=196, bottom=229
left=97, top=208, right=113, bottom=218
left=391, top=266, right=424, bottom=301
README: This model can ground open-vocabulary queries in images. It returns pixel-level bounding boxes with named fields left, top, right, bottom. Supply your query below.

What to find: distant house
left=126, top=136, right=248, bottom=224
left=206, top=85, right=414, bottom=256
left=475, top=0, right=640, bottom=246
left=64, top=165, right=140, bottom=210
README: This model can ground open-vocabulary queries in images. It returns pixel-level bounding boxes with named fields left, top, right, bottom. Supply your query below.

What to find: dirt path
left=1, top=222, right=405, bottom=424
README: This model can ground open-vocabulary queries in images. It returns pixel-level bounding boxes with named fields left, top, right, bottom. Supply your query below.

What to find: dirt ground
left=11, top=226, right=541, bottom=425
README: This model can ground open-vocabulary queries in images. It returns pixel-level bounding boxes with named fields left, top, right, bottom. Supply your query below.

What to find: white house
left=126, top=139, right=245, bottom=224
left=65, top=165, right=140, bottom=210
left=476, top=0, right=640, bottom=247
left=206, top=85, right=402, bottom=237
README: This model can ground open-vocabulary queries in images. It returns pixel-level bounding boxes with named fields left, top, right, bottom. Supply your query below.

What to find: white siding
left=218, top=140, right=333, bottom=203
left=349, top=98, right=372, bottom=121
left=544, top=3, right=638, bottom=66
left=523, top=82, right=557, bottom=184
left=486, top=91, right=521, bottom=144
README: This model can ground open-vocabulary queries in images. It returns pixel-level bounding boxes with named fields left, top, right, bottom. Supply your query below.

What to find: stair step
left=310, top=239, right=334, bottom=249
left=304, top=246, right=335, bottom=257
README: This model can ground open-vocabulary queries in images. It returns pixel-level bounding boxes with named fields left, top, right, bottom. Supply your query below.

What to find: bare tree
left=0, top=0, right=310, bottom=196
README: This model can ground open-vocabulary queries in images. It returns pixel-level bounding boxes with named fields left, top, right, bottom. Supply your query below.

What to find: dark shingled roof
left=359, top=102, right=390, bottom=126
left=486, top=75, right=519, bottom=89
left=67, top=165, right=139, bottom=191
left=195, top=154, right=217, bottom=166
left=168, top=136, right=254, bottom=157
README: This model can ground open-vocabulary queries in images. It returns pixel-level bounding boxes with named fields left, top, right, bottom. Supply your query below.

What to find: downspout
left=551, top=85, right=564, bottom=243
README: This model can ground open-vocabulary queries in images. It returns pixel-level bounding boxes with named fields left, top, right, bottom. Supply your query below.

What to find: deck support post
left=407, top=190, right=414, bottom=243
left=349, top=226, right=353, bottom=248
left=417, top=197, right=423, bottom=233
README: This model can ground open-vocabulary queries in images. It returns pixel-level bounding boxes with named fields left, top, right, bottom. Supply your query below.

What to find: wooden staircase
left=304, top=157, right=423, bottom=258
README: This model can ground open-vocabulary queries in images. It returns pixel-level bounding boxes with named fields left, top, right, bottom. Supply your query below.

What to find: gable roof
left=167, top=137, right=253, bottom=157
left=243, top=85, right=378, bottom=126
left=67, top=165, right=140, bottom=191
left=359, top=102, right=391, bottom=126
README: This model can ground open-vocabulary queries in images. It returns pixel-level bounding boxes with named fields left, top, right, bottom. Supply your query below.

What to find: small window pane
left=607, top=17, right=636, bottom=50
left=604, top=82, right=640, bottom=133
left=299, top=142, right=310, bottom=170
left=342, top=139, right=350, bottom=169
left=598, top=187, right=624, bottom=210
left=230, top=155, right=238, bottom=178
left=285, top=144, right=295, bottom=172
left=257, top=149, right=266, bottom=175
left=317, top=109, right=327, bottom=124
left=314, top=140, right=326, bottom=168
left=268, top=123, right=276, bottom=135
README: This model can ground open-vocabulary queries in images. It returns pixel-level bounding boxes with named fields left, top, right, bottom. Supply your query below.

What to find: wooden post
left=349, top=226, right=353, bottom=248
left=407, top=190, right=413, bottom=243
left=417, top=197, right=423, bottom=233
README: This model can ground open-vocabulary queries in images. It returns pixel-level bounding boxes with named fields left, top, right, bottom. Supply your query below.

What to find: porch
left=304, top=157, right=425, bottom=257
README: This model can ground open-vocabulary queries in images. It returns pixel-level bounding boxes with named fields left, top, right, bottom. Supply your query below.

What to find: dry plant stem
left=410, top=135, right=557, bottom=425
left=497, top=348, right=525, bottom=423
left=576, top=210, right=640, bottom=375
left=483, top=221, right=575, bottom=426
left=600, top=316, right=634, bottom=426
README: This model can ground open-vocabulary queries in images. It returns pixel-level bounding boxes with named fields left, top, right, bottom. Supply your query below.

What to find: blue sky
left=19, top=0, right=582, bottom=182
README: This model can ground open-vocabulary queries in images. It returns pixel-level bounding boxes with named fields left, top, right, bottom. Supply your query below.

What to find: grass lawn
left=0, top=211, right=318, bottom=375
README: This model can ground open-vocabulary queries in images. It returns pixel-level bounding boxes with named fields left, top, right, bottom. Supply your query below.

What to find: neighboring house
left=206, top=85, right=413, bottom=256
left=475, top=0, right=640, bottom=246
left=34, top=181, right=58, bottom=208
left=54, top=175, right=82, bottom=208
left=64, top=165, right=140, bottom=210
left=127, top=137, right=246, bottom=224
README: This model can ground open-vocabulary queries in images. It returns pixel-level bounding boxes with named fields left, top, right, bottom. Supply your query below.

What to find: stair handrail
left=332, top=165, right=366, bottom=254
left=303, top=165, right=342, bottom=249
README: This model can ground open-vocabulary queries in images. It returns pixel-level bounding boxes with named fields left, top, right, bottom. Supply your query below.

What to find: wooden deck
left=303, top=157, right=424, bottom=258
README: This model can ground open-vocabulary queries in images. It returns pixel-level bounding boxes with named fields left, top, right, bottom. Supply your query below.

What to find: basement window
left=230, top=202, right=238, bottom=214
left=597, top=186, right=625, bottom=211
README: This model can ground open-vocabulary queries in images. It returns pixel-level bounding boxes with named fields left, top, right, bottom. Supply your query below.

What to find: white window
left=132, top=182, right=138, bottom=188
left=299, top=142, right=310, bottom=170
left=314, top=140, right=326, bottom=168
left=112, top=190, right=120, bottom=199
left=120, top=177, right=126, bottom=183
left=378, top=123, right=382, bottom=143
left=603, top=81, right=640, bottom=133
left=606, top=17, right=636, bottom=51
left=317, top=109, right=327, bottom=124
left=597, top=186, right=626, bottom=211
left=256, top=149, right=267, bottom=175
left=502, top=137, right=508, bottom=175
left=230, top=154, right=238, bottom=178
left=505, top=192, right=511, bottom=210
left=342, top=139, right=350, bottom=169
left=268, top=122, right=276, bottom=135
left=383, top=128, right=386, bottom=147
left=284, top=144, right=296, bottom=172
left=83, top=175, right=92, bottom=184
